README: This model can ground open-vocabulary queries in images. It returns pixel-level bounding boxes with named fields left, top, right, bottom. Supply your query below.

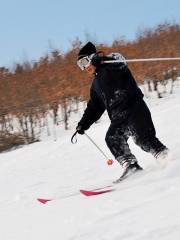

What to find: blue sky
left=0, top=0, right=179, bottom=67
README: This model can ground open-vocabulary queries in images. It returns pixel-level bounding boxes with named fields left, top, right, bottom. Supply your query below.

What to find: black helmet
left=78, top=42, right=96, bottom=60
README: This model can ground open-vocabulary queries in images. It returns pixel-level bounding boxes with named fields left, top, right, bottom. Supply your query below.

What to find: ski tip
left=37, top=198, right=52, bottom=204
left=80, top=189, right=113, bottom=197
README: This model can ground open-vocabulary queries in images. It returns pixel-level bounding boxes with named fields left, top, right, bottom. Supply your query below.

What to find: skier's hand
left=76, top=125, right=85, bottom=135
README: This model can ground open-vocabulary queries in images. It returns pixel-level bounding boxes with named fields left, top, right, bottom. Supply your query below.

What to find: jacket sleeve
left=78, top=87, right=105, bottom=131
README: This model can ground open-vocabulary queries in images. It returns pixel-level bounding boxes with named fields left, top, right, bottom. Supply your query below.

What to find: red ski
left=37, top=198, right=52, bottom=204
left=37, top=186, right=114, bottom=203
left=80, top=188, right=114, bottom=196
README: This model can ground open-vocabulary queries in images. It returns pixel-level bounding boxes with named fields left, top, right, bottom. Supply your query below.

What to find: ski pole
left=84, top=133, right=114, bottom=166
left=104, top=57, right=180, bottom=64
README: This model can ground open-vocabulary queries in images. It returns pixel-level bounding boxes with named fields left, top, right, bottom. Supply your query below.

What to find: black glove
left=76, top=125, right=85, bottom=135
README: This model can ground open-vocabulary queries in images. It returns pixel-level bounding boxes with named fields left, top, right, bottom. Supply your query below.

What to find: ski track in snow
left=0, top=88, right=180, bottom=240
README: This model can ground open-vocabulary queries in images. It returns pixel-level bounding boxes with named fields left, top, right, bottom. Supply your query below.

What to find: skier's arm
left=77, top=88, right=105, bottom=132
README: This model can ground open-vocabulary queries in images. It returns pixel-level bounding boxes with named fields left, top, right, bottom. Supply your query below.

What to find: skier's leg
left=106, top=123, right=143, bottom=181
left=129, top=100, right=168, bottom=158
left=105, top=123, right=137, bottom=166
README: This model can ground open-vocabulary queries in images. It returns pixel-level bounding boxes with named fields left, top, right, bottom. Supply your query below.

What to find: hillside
left=0, top=87, right=180, bottom=240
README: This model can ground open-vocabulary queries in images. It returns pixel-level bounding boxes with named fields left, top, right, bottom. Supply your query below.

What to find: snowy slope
left=0, top=88, right=180, bottom=240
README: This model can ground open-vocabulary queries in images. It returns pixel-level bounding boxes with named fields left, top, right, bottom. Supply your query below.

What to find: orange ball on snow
left=107, top=159, right=114, bottom=165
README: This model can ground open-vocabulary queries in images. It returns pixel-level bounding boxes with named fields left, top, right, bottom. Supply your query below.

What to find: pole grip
left=71, top=130, right=78, bottom=144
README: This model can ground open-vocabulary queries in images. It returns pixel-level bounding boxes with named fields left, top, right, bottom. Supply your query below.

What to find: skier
left=76, top=42, right=168, bottom=180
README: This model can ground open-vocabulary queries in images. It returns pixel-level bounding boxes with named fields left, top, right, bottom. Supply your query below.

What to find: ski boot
left=113, top=161, right=143, bottom=184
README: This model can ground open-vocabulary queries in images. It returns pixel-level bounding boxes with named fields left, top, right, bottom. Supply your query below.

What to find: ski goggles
left=77, top=54, right=95, bottom=71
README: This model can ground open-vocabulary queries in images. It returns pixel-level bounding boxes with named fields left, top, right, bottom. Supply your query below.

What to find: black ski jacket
left=78, top=56, right=144, bottom=130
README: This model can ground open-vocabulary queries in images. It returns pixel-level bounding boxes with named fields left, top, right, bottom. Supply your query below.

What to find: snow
left=0, top=87, right=180, bottom=240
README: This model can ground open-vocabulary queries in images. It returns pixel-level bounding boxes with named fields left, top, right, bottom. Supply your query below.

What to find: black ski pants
left=105, top=100, right=166, bottom=164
